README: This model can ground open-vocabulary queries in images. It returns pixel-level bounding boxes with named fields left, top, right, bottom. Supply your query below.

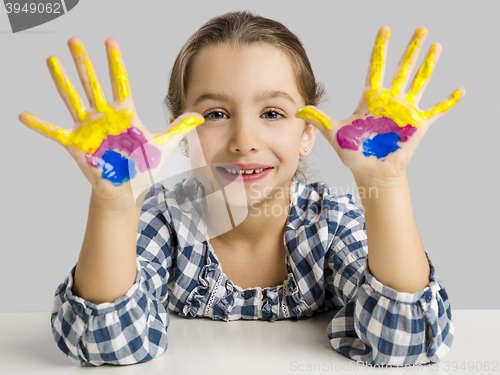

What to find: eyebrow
left=191, top=89, right=297, bottom=107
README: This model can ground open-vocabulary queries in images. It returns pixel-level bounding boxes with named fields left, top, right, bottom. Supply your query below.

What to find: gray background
left=1, top=0, right=498, bottom=312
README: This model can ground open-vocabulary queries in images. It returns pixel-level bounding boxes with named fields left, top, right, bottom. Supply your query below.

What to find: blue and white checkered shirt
left=51, top=175, right=454, bottom=367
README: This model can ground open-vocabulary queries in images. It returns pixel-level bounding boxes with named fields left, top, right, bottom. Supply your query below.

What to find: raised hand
left=19, top=37, right=203, bottom=204
left=296, top=26, right=465, bottom=182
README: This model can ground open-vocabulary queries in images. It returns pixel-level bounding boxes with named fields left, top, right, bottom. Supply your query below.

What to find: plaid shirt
left=51, top=175, right=454, bottom=367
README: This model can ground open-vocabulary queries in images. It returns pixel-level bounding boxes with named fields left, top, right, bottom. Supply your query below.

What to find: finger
left=406, top=43, right=442, bottom=106
left=68, top=37, right=109, bottom=112
left=19, top=111, right=72, bottom=147
left=364, top=26, right=391, bottom=90
left=389, top=27, right=428, bottom=97
left=295, top=106, right=342, bottom=154
left=154, top=112, right=205, bottom=145
left=421, top=87, right=465, bottom=122
left=295, top=106, right=336, bottom=131
left=46, top=55, right=88, bottom=123
left=105, top=38, right=131, bottom=103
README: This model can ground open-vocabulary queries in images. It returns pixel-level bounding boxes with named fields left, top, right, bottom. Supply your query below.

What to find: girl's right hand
left=18, top=37, right=203, bottom=205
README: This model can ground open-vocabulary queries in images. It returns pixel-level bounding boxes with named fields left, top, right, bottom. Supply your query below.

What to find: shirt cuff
left=362, top=250, right=443, bottom=305
left=63, top=258, right=145, bottom=319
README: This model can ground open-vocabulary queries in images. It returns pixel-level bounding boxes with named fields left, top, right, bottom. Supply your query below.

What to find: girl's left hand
left=296, top=26, right=466, bottom=185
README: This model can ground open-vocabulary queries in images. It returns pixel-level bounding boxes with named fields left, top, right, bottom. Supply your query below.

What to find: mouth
left=216, top=166, right=274, bottom=181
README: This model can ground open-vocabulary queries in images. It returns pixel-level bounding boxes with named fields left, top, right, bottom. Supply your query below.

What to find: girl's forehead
left=186, top=44, right=303, bottom=105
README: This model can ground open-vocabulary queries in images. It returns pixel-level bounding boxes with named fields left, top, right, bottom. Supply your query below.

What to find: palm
left=298, top=26, right=465, bottom=181
left=19, top=37, right=202, bottom=204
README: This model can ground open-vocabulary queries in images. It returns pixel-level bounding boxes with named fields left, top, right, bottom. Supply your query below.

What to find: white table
left=0, top=310, right=498, bottom=374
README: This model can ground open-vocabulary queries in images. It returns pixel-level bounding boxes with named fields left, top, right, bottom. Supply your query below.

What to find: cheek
left=268, top=127, right=303, bottom=149
left=185, top=128, right=218, bottom=169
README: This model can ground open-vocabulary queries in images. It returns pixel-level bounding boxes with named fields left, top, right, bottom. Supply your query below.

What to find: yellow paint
left=365, top=86, right=462, bottom=128
left=109, top=47, right=130, bottom=102
left=25, top=108, right=134, bottom=152
left=390, top=28, right=427, bottom=96
left=71, top=43, right=85, bottom=59
left=370, top=29, right=390, bottom=90
left=365, top=90, right=423, bottom=128
left=422, top=89, right=461, bottom=119
left=295, top=107, right=332, bottom=131
left=365, top=30, right=461, bottom=128
left=25, top=43, right=140, bottom=154
left=24, top=113, right=71, bottom=145
left=406, top=44, right=436, bottom=105
left=48, top=57, right=87, bottom=123
left=154, top=116, right=205, bottom=145
left=71, top=43, right=107, bottom=112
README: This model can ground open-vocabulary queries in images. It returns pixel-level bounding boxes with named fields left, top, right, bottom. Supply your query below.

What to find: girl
left=19, top=11, right=463, bottom=367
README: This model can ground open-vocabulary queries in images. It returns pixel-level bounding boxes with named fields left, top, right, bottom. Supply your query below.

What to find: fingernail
left=296, top=107, right=331, bottom=130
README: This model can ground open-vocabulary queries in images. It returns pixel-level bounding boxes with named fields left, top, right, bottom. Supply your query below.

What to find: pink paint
left=337, top=116, right=417, bottom=150
left=85, top=127, right=161, bottom=172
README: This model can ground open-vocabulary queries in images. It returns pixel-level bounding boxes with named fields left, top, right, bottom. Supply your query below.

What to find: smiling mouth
left=217, top=166, right=273, bottom=176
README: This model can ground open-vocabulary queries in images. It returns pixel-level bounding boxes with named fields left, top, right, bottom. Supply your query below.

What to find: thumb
left=154, top=112, right=205, bottom=145
left=295, top=106, right=340, bottom=135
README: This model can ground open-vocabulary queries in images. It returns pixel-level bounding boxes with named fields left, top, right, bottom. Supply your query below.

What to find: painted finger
left=46, top=55, right=88, bottom=123
left=421, top=87, right=465, bottom=122
left=389, top=27, right=428, bottom=97
left=363, top=26, right=391, bottom=91
left=295, top=106, right=342, bottom=154
left=68, top=37, right=109, bottom=112
left=154, top=114, right=205, bottom=145
left=19, top=111, right=72, bottom=147
left=295, top=106, right=333, bottom=131
left=405, top=43, right=442, bottom=105
left=105, top=38, right=131, bottom=103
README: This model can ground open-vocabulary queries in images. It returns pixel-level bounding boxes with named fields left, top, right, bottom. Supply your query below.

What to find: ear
left=300, top=124, right=317, bottom=155
left=179, top=137, right=189, bottom=156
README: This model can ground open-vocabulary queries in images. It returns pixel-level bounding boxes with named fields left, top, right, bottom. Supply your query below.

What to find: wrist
left=90, top=189, right=142, bottom=213
left=353, top=170, right=408, bottom=192
left=353, top=172, right=409, bottom=208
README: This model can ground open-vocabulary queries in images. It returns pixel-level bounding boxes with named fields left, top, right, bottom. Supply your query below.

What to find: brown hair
left=164, top=10, right=326, bottom=183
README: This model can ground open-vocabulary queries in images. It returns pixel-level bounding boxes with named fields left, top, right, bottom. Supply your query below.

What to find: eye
left=261, top=108, right=286, bottom=121
left=203, top=109, right=228, bottom=121
left=202, top=108, right=287, bottom=122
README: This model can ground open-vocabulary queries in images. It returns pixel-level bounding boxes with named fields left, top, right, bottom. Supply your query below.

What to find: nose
left=228, top=114, right=261, bottom=154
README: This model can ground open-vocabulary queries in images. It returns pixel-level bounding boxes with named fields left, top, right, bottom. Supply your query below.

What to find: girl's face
left=181, top=44, right=316, bottom=206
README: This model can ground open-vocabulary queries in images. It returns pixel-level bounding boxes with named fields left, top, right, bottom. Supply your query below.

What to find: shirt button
left=75, top=304, right=84, bottom=314
left=243, top=290, right=254, bottom=299
left=423, top=291, right=432, bottom=303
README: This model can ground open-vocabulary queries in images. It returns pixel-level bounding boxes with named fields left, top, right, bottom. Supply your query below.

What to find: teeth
left=223, top=168, right=266, bottom=175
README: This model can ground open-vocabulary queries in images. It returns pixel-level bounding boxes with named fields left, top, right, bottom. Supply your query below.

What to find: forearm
left=354, top=172, right=430, bottom=294
left=73, top=191, right=142, bottom=304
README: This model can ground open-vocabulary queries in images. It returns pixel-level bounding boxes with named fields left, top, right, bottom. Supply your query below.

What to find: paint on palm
left=297, top=28, right=461, bottom=160
left=24, top=43, right=160, bottom=186
left=340, top=27, right=461, bottom=159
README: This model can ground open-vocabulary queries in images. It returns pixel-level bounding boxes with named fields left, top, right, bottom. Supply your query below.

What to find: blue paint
left=96, top=150, right=137, bottom=186
left=363, top=132, right=401, bottom=159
